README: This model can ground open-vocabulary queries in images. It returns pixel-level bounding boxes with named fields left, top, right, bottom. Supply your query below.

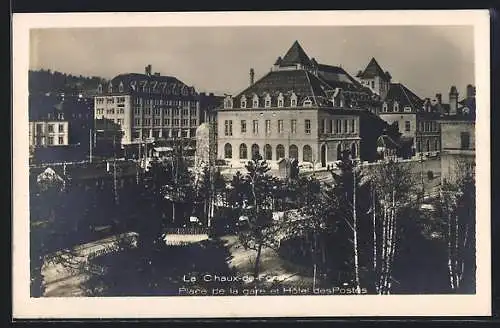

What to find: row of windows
left=134, top=118, right=197, bottom=126
left=382, top=103, right=412, bottom=113
left=34, top=136, right=65, bottom=146
left=419, top=121, right=439, bottom=132
left=224, top=118, right=356, bottom=136
left=319, top=119, right=356, bottom=134
left=95, top=108, right=126, bottom=115
left=417, top=139, right=440, bottom=152
left=225, top=94, right=302, bottom=109
left=133, top=98, right=197, bottom=107
left=224, top=143, right=313, bottom=162
left=132, top=128, right=196, bottom=140
left=35, top=123, right=65, bottom=133
left=133, top=107, right=197, bottom=116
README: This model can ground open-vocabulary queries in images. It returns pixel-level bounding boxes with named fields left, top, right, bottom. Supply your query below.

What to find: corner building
left=217, top=41, right=391, bottom=169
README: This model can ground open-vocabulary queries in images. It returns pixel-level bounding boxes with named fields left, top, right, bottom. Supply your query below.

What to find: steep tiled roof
left=280, top=41, right=313, bottom=67
left=384, top=83, right=423, bottom=110
left=358, top=58, right=391, bottom=81
left=106, top=73, right=195, bottom=95
left=316, top=64, right=364, bottom=92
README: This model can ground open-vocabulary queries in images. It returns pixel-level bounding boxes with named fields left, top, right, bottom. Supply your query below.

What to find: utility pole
left=89, top=128, right=93, bottom=163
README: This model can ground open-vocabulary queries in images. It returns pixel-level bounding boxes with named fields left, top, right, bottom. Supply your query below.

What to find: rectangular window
left=241, top=120, right=247, bottom=133
left=154, top=108, right=161, bottom=115
left=48, top=136, right=54, bottom=145
left=190, top=119, right=197, bottom=126
left=173, top=119, right=180, bottom=126
left=335, top=120, right=341, bottom=133
left=134, top=108, right=141, bottom=115
left=329, top=120, right=333, bottom=133
left=224, top=120, right=233, bottom=136
left=350, top=119, right=355, bottom=133
left=343, top=120, right=348, bottom=134
left=291, top=119, right=297, bottom=134
left=174, top=108, right=180, bottom=116
left=181, top=119, right=189, bottom=126
left=58, top=124, right=64, bottom=133
left=253, top=120, right=259, bottom=134
left=405, top=121, right=411, bottom=132
left=265, top=120, right=271, bottom=134
left=182, top=109, right=189, bottom=116
left=154, top=119, right=161, bottom=126
left=319, top=119, right=325, bottom=134
left=58, top=136, right=64, bottom=144
left=135, top=118, right=141, bottom=125
left=305, top=119, right=311, bottom=134
left=190, top=109, right=197, bottom=116
left=460, top=132, right=471, bottom=149
left=164, top=118, right=170, bottom=125
left=48, top=124, right=54, bottom=133
left=278, top=120, right=283, bottom=134
left=419, top=121, right=424, bottom=132
left=36, top=124, right=43, bottom=133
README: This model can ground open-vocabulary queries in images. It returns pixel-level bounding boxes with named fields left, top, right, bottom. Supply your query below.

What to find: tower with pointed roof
left=356, top=57, right=392, bottom=99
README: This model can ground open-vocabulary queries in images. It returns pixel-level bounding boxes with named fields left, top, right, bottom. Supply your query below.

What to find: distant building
left=356, top=57, right=392, bottom=101
left=29, top=120, right=69, bottom=147
left=439, top=85, right=476, bottom=182
left=217, top=41, right=394, bottom=169
left=94, top=65, right=222, bottom=150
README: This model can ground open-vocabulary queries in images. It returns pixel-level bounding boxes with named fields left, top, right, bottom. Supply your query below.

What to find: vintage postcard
left=12, top=10, right=491, bottom=318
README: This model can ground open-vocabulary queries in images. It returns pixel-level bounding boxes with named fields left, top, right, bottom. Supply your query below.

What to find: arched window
left=303, top=145, right=312, bottom=162
left=118, top=82, right=124, bottom=93
left=108, top=83, right=113, bottom=93
left=277, top=93, right=284, bottom=108
left=290, top=93, right=298, bottom=107
left=351, top=143, right=357, bottom=159
left=97, top=84, right=103, bottom=94
left=382, top=102, right=388, bottom=112
left=251, top=144, right=260, bottom=159
left=241, top=96, right=247, bottom=108
left=264, top=144, right=272, bottom=160
left=289, top=145, right=298, bottom=159
left=239, top=143, right=248, bottom=159
left=224, top=143, right=232, bottom=159
left=265, top=94, right=272, bottom=108
left=276, top=144, right=285, bottom=160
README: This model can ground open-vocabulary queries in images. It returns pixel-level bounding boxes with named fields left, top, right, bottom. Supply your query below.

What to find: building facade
left=439, top=85, right=476, bottom=182
left=29, top=120, right=69, bottom=147
left=217, top=41, right=392, bottom=169
left=94, top=65, right=218, bottom=146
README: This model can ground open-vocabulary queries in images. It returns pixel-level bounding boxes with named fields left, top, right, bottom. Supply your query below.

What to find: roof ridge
left=304, top=70, right=318, bottom=106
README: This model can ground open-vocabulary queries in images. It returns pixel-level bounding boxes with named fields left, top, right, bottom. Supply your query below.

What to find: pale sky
left=30, top=26, right=474, bottom=100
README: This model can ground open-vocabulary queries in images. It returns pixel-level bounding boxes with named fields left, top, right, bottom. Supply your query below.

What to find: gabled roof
left=107, top=73, right=195, bottom=95
left=280, top=41, right=313, bottom=67
left=358, top=58, right=391, bottom=81
left=384, top=83, right=423, bottom=110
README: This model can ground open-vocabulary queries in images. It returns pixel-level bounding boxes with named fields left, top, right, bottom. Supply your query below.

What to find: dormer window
left=97, top=84, right=103, bottom=94
left=182, top=87, right=188, bottom=96
left=264, top=94, right=271, bottom=108
left=290, top=93, right=298, bottom=107
left=277, top=93, right=284, bottom=107
left=404, top=106, right=412, bottom=113
left=393, top=102, right=399, bottom=112
left=108, top=83, right=113, bottom=93
left=382, top=102, right=388, bottom=112
left=224, top=97, right=233, bottom=109
left=241, top=96, right=247, bottom=108
left=118, top=82, right=124, bottom=93
left=252, top=95, right=259, bottom=108
left=303, top=99, right=313, bottom=107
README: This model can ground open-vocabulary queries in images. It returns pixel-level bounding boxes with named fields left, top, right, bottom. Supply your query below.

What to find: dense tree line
left=29, top=69, right=106, bottom=95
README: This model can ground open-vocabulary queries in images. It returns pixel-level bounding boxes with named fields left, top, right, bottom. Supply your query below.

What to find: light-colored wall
left=379, top=113, right=417, bottom=138
left=441, top=121, right=475, bottom=151
left=29, top=121, right=69, bottom=147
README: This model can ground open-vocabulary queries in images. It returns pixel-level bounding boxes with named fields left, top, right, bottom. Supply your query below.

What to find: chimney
left=449, top=85, right=458, bottom=115
left=145, top=64, right=152, bottom=76
left=466, top=84, right=476, bottom=99
left=435, top=93, right=442, bottom=104
left=250, top=68, right=255, bottom=85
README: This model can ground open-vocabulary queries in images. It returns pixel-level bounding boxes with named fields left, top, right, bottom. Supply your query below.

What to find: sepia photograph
left=12, top=10, right=490, bottom=318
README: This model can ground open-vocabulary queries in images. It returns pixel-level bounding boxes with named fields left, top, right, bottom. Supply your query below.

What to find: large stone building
left=217, top=41, right=394, bottom=169
left=94, top=65, right=220, bottom=148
